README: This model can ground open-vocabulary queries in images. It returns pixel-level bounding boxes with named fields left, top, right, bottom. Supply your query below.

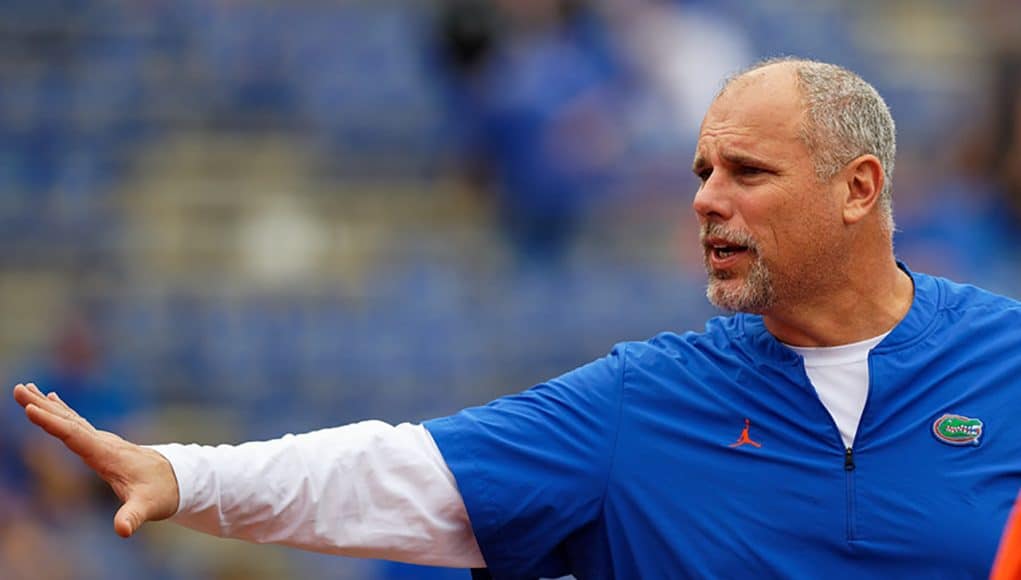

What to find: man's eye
left=697, top=169, right=713, bottom=182
left=738, top=166, right=766, bottom=176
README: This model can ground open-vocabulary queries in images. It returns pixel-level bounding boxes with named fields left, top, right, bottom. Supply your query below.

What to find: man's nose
left=692, top=174, right=734, bottom=221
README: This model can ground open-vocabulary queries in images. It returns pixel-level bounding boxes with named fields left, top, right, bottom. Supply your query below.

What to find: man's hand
left=12, top=383, right=180, bottom=538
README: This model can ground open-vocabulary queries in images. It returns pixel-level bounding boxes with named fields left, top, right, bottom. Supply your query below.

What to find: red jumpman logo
left=729, top=418, right=762, bottom=448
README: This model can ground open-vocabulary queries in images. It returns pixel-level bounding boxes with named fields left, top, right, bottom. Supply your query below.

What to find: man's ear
left=841, top=154, right=884, bottom=225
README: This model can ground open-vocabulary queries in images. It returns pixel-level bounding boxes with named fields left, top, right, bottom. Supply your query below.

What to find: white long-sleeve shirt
left=149, top=421, right=486, bottom=568
left=149, top=336, right=883, bottom=568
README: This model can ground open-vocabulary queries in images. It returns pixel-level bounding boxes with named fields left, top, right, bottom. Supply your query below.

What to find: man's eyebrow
left=720, top=150, right=773, bottom=168
left=691, top=150, right=776, bottom=174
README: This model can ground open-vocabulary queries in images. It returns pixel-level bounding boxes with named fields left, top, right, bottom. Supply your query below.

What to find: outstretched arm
left=12, top=383, right=180, bottom=537
left=150, top=420, right=485, bottom=566
left=13, top=383, right=485, bottom=567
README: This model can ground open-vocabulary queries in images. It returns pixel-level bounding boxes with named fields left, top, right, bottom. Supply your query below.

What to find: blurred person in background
left=433, top=0, right=622, bottom=268
left=11, top=58, right=1021, bottom=578
left=25, top=313, right=144, bottom=432
left=432, top=0, right=751, bottom=270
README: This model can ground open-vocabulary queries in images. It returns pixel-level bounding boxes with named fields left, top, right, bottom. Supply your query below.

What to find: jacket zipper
left=844, top=446, right=856, bottom=540
left=793, top=356, right=865, bottom=543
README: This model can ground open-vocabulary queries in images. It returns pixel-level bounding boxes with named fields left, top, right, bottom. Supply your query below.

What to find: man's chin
left=706, top=278, right=740, bottom=310
left=705, top=277, right=772, bottom=313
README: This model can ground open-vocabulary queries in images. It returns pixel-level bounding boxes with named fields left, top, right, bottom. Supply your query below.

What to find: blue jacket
left=426, top=269, right=1021, bottom=578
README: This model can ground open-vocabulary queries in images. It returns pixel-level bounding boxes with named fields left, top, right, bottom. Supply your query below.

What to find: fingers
left=14, top=383, right=93, bottom=431
left=12, top=383, right=43, bottom=408
left=24, top=402, right=82, bottom=443
left=24, top=402, right=106, bottom=463
left=14, top=383, right=57, bottom=410
left=17, top=382, right=106, bottom=462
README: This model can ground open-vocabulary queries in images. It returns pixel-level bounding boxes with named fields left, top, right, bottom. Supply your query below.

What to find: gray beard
left=704, top=252, right=776, bottom=313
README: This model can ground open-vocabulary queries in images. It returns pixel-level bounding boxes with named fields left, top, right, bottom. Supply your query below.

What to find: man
left=13, top=58, right=1021, bottom=578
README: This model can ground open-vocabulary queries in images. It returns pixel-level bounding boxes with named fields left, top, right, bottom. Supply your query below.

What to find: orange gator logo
left=729, top=418, right=762, bottom=448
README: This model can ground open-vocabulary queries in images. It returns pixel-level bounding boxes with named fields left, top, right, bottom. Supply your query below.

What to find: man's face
left=691, top=66, right=844, bottom=313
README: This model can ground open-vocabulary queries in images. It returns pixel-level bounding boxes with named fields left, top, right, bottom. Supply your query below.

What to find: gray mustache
left=700, top=223, right=758, bottom=251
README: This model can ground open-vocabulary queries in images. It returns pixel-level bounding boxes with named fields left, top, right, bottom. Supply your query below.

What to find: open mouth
left=709, top=243, right=748, bottom=260
left=700, top=226, right=756, bottom=269
left=704, top=236, right=752, bottom=263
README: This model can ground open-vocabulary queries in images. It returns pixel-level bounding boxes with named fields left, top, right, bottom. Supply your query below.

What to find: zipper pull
left=844, top=447, right=855, bottom=471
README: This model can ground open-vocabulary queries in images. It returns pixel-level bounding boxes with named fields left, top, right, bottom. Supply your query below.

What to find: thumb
left=113, top=500, right=147, bottom=538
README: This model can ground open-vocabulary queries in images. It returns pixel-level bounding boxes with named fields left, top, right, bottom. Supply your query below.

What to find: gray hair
left=723, top=57, right=897, bottom=232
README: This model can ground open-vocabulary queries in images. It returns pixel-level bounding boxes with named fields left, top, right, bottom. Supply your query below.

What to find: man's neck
left=762, top=261, right=914, bottom=348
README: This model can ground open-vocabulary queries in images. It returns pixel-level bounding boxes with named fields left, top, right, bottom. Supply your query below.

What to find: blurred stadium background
left=0, top=0, right=1019, bottom=578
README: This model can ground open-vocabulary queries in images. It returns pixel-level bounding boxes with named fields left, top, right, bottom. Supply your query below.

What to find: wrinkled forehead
left=694, top=67, right=808, bottom=162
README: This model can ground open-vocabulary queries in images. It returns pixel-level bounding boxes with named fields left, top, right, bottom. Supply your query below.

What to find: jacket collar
left=736, top=262, right=941, bottom=361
